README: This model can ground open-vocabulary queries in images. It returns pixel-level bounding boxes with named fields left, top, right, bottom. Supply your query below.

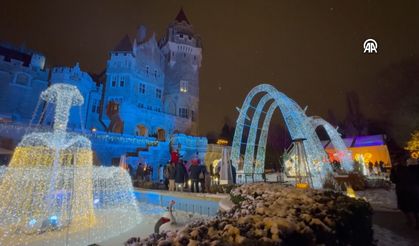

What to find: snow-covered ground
left=98, top=202, right=207, bottom=246
left=374, top=224, right=418, bottom=246
left=357, top=188, right=398, bottom=211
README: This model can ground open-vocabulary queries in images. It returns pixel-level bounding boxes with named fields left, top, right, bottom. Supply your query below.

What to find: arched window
left=178, top=108, right=189, bottom=118
left=136, top=125, right=148, bottom=137
left=157, top=128, right=166, bottom=141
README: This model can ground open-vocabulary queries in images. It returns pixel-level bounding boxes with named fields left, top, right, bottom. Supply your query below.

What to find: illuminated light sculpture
left=310, top=116, right=354, bottom=171
left=290, top=138, right=313, bottom=188
left=231, top=84, right=332, bottom=188
left=219, top=147, right=233, bottom=185
left=0, top=84, right=140, bottom=246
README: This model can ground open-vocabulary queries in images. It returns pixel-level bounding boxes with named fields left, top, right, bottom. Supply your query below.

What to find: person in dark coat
left=167, top=163, right=176, bottom=191
left=209, top=163, right=214, bottom=176
left=231, top=161, right=237, bottom=184
left=390, top=159, right=419, bottom=228
left=136, top=163, right=144, bottom=182
left=174, top=160, right=186, bottom=192
left=183, top=160, right=189, bottom=189
left=189, top=161, right=201, bottom=193
left=199, top=164, right=207, bottom=193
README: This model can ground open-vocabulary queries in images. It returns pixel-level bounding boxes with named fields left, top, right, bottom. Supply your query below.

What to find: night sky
left=1, top=1, right=418, bottom=144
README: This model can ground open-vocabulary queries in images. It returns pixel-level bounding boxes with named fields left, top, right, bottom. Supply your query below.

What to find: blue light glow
left=28, top=219, right=37, bottom=227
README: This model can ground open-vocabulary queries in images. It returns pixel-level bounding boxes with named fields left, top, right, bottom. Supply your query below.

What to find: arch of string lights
left=310, top=116, right=354, bottom=171
left=231, top=84, right=334, bottom=189
left=0, top=84, right=140, bottom=246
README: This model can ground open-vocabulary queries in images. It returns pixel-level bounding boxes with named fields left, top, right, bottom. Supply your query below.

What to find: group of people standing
left=367, top=160, right=388, bottom=176
left=135, top=163, right=153, bottom=182
left=164, top=150, right=211, bottom=193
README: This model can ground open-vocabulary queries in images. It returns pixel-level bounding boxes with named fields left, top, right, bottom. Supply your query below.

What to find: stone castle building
left=0, top=9, right=207, bottom=172
left=103, top=8, right=202, bottom=139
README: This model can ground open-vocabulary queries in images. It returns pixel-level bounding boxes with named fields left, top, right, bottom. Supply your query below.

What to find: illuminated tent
left=323, top=134, right=391, bottom=166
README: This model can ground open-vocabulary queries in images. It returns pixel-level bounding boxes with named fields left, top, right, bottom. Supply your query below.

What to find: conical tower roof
left=175, top=8, right=190, bottom=24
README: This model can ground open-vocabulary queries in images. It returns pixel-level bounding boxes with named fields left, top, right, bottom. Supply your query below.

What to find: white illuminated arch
left=231, top=84, right=332, bottom=188
left=310, top=116, right=353, bottom=171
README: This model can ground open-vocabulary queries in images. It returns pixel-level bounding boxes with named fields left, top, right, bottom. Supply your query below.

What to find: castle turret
left=160, top=8, right=202, bottom=135
left=49, top=63, right=101, bottom=130
left=0, top=43, right=49, bottom=122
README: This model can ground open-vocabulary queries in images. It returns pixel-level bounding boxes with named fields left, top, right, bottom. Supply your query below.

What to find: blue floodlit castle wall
left=0, top=9, right=207, bottom=179
left=103, top=10, right=202, bottom=137
left=45, top=63, right=102, bottom=131
left=0, top=43, right=48, bottom=123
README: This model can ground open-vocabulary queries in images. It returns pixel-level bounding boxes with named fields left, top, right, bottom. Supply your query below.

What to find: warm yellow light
left=0, top=146, right=96, bottom=244
left=346, top=186, right=356, bottom=198
left=405, top=130, right=419, bottom=154
left=354, top=152, right=373, bottom=163
left=216, top=139, right=228, bottom=145
left=296, top=183, right=309, bottom=189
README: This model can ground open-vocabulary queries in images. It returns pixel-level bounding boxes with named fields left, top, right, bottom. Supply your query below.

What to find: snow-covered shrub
left=129, top=183, right=374, bottom=245
left=347, top=172, right=367, bottom=190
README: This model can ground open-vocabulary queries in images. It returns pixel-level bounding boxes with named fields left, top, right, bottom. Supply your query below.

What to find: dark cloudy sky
left=1, top=0, right=418, bottom=142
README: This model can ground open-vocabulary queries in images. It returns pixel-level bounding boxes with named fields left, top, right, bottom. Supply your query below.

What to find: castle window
left=156, top=88, right=162, bottom=99
left=191, top=110, right=196, bottom=122
left=136, top=125, right=147, bottom=136
left=111, top=77, right=117, bottom=87
left=154, top=70, right=157, bottom=78
left=109, top=97, right=123, bottom=103
left=146, top=66, right=149, bottom=76
left=91, top=99, right=101, bottom=113
left=180, top=34, right=184, bottom=38
left=147, top=105, right=152, bottom=110
left=139, top=83, right=146, bottom=94
left=179, top=108, right=188, bottom=119
left=14, top=73, right=31, bottom=87
left=138, top=103, right=144, bottom=109
left=180, top=80, right=188, bottom=93
left=91, top=100, right=98, bottom=113
left=155, top=107, right=161, bottom=112
left=120, top=80, right=125, bottom=87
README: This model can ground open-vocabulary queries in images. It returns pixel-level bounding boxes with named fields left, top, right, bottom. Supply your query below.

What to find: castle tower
left=160, top=8, right=202, bottom=135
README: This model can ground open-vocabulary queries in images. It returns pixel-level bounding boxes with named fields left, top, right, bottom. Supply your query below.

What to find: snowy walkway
left=358, top=187, right=419, bottom=245
left=357, top=188, right=398, bottom=211
left=373, top=211, right=419, bottom=246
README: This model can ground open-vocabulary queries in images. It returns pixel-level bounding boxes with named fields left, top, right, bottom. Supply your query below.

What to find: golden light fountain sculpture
left=0, top=84, right=140, bottom=246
